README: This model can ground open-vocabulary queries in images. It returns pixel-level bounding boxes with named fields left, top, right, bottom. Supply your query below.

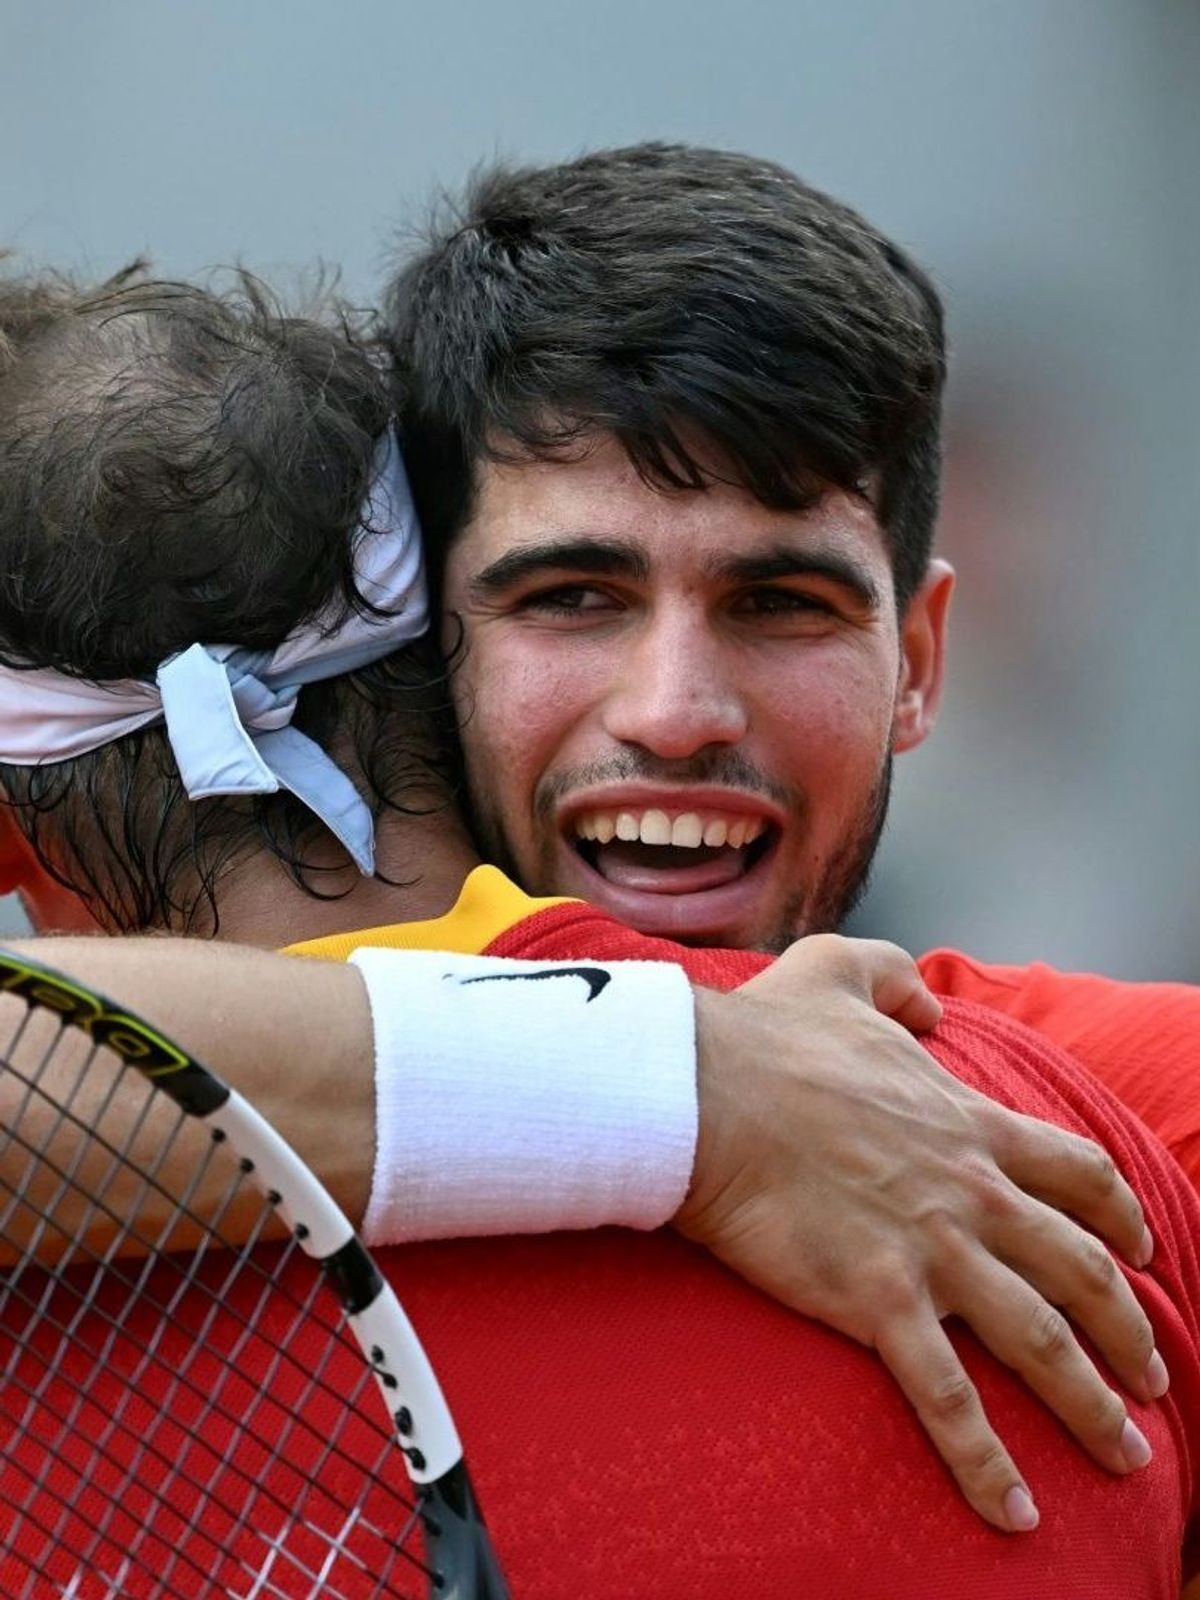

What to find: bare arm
left=2, top=931, right=1161, bottom=1538
left=6, top=935, right=376, bottom=1225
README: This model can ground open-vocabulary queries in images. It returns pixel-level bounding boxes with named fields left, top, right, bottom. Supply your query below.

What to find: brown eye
left=517, top=585, right=617, bottom=616
left=736, top=588, right=832, bottom=616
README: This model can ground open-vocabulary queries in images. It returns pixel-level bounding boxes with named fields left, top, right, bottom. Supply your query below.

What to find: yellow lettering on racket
left=0, top=954, right=190, bottom=1074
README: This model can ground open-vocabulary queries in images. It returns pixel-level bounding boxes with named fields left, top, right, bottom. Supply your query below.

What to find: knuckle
left=924, top=1370, right=982, bottom=1428
left=1027, top=1301, right=1074, bottom=1364
left=957, top=1437, right=1013, bottom=1484
left=921, top=1206, right=967, bottom=1258
left=1138, top=1312, right=1156, bottom=1359
left=861, top=1259, right=924, bottom=1320
left=1083, top=1387, right=1128, bottom=1439
left=1074, top=1137, right=1118, bottom=1196
left=957, top=1155, right=1020, bottom=1223
left=884, top=941, right=921, bottom=980
left=978, top=1103, right=1026, bottom=1166
left=865, top=937, right=906, bottom=967
left=805, top=932, right=854, bottom=980
left=1123, top=1310, right=1156, bottom=1366
left=1077, top=1237, right=1119, bottom=1295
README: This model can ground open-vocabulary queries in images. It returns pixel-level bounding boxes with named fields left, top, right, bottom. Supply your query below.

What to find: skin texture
left=443, top=436, right=954, bottom=952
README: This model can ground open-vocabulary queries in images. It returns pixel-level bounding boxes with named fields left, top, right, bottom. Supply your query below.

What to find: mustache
left=534, top=750, right=799, bottom=821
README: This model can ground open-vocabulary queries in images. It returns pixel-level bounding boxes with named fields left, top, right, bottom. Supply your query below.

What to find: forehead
left=453, top=434, right=895, bottom=593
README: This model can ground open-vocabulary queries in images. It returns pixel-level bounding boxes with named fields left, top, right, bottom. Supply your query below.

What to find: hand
left=676, top=933, right=1163, bottom=1534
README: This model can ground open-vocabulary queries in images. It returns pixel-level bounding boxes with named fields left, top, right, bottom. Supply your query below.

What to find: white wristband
left=350, top=949, right=698, bottom=1244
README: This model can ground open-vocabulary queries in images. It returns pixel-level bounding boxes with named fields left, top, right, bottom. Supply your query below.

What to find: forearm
left=4, top=936, right=699, bottom=1240
left=3, top=929, right=1163, bottom=1536
left=7, top=935, right=375, bottom=1223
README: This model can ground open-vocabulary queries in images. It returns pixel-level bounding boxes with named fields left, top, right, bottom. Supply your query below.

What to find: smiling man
left=4, top=196, right=1200, bottom=1589
left=389, top=143, right=952, bottom=955
left=2, top=259, right=1175, bottom=1551
left=442, top=439, right=949, bottom=949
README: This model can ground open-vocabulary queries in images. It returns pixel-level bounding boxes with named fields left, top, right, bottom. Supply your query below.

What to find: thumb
left=861, top=941, right=943, bottom=1034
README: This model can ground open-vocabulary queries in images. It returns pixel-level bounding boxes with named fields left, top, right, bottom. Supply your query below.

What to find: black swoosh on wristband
left=452, top=966, right=613, bottom=1004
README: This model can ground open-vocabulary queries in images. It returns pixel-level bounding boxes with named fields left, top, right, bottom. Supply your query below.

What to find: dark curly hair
left=385, top=141, right=946, bottom=612
left=0, top=261, right=454, bottom=934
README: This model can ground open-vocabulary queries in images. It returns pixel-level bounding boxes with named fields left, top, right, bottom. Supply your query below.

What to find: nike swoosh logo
left=452, top=966, right=612, bottom=1003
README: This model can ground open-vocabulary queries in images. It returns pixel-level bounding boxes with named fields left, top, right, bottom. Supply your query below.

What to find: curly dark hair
left=385, top=141, right=946, bottom=611
left=0, top=261, right=454, bottom=934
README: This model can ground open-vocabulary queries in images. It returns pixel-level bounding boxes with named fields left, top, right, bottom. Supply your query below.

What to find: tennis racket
left=0, top=949, right=509, bottom=1599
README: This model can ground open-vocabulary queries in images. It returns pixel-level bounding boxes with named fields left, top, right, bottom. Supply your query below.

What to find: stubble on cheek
left=761, top=754, right=894, bottom=953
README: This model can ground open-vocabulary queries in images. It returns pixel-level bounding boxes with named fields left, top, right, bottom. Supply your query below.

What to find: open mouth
left=569, top=806, right=777, bottom=895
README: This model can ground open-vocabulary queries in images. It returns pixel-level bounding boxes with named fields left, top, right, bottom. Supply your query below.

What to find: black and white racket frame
left=0, top=950, right=509, bottom=1600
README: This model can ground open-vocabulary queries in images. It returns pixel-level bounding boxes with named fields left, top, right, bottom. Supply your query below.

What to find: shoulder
left=921, top=952, right=1200, bottom=1192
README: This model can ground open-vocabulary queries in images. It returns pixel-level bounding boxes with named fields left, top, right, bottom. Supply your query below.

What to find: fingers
left=874, top=1304, right=1039, bottom=1533
left=995, top=1110, right=1152, bottom=1268
left=764, top=933, right=943, bottom=1034
left=945, top=1252, right=1157, bottom=1477
left=862, top=942, right=943, bottom=1034
left=987, top=1195, right=1165, bottom=1402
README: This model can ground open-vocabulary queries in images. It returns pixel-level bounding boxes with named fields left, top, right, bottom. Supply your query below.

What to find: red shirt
left=10, top=903, right=1200, bottom=1597
left=474, top=900, right=1200, bottom=1595
left=490, top=900, right=1200, bottom=1196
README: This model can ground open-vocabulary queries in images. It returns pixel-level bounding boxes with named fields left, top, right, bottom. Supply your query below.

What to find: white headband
left=0, top=427, right=427, bottom=876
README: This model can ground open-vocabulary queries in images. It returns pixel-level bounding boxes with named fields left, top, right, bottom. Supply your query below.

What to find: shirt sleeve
left=349, top=948, right=699, bottom=1244
left=919, top=948, right=1200, bottom=1195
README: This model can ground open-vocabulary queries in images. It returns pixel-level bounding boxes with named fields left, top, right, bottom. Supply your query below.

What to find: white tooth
left=575, top=814, right=594, bottom=841
left=639, top=808, right=672, bottom=846
left=594, top=813, right=616, bottom=844
left=616, top=811, right=640, bottom=841
left=671, top=812, right=704, bottom=848
left=742, top=818, right=765, bottom=845
left=727, top=819, right=748, bottom=848
left=702, top=818, right=728, bottom=848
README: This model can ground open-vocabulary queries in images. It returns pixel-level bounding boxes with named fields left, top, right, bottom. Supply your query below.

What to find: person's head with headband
left=0, top=262, right=465, bottom=938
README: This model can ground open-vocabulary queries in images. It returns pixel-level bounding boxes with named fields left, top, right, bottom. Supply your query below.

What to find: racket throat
left=421, top=1461, right=511, bottom=1600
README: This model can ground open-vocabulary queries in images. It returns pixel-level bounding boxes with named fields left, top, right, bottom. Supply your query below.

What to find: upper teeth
left=573, top=808, right=768, bottom=849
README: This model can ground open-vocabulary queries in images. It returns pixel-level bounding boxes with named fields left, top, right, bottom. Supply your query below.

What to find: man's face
left=442, top=435, right=951, bottom=951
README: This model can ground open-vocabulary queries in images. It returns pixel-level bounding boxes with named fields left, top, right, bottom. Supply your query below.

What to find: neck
left=191, top=811, right=482, bottom=948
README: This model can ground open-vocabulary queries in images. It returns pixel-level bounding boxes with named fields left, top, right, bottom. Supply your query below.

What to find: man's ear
left=892, top=558, right=954, bottom=754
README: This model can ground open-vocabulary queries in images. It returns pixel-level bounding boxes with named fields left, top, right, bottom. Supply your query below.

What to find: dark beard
left=478, top=747, right=894, bottom=957
left=758, top=754, right=894, bottom=954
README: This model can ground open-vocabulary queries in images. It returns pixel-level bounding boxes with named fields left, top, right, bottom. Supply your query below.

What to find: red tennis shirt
left=10, top=879, right=1200, bottom=1597
left=337, top=883, right=1200, bottom=1596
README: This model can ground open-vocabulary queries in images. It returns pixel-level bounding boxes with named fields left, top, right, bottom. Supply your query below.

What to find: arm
left=682, top=937, right=1161, bottom=1532
left=3, top=931, right=1158, bottom=1536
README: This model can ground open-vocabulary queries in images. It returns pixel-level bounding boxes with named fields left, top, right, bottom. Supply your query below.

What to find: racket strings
left=1, top=1034, right=410, bottom=1440
left=0, top=1018, right=441, bottom=1597
left=0, top=1143, right=414, bottom=1561
left=2, top=1284, right=426, bottom=1600
left=1, top=1190, right=435, bottom=1599
left=0, top=1048, right=401, bottom=1479
left=5, top=1019, right=257, bottom=1269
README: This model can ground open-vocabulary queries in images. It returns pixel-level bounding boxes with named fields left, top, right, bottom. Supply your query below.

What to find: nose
left=600, top=608, right=750, bottom=759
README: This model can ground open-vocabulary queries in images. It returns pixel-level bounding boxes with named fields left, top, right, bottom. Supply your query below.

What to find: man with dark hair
left=1, top=213, right=1199, bottom=1590
left=384, top=143, right=950, bottom=950
left=372, top=144, right=1200, bottom=1166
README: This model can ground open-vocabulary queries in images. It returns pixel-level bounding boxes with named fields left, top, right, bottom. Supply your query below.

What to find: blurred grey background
left=3, top=0, right=1197, bottom=977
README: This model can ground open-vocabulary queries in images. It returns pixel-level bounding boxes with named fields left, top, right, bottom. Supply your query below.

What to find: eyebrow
left=468, top=537, right=649, bottom=598
left=709, top=546, right=882, bottom=610
left=467, top=534, right=881, bottom=611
